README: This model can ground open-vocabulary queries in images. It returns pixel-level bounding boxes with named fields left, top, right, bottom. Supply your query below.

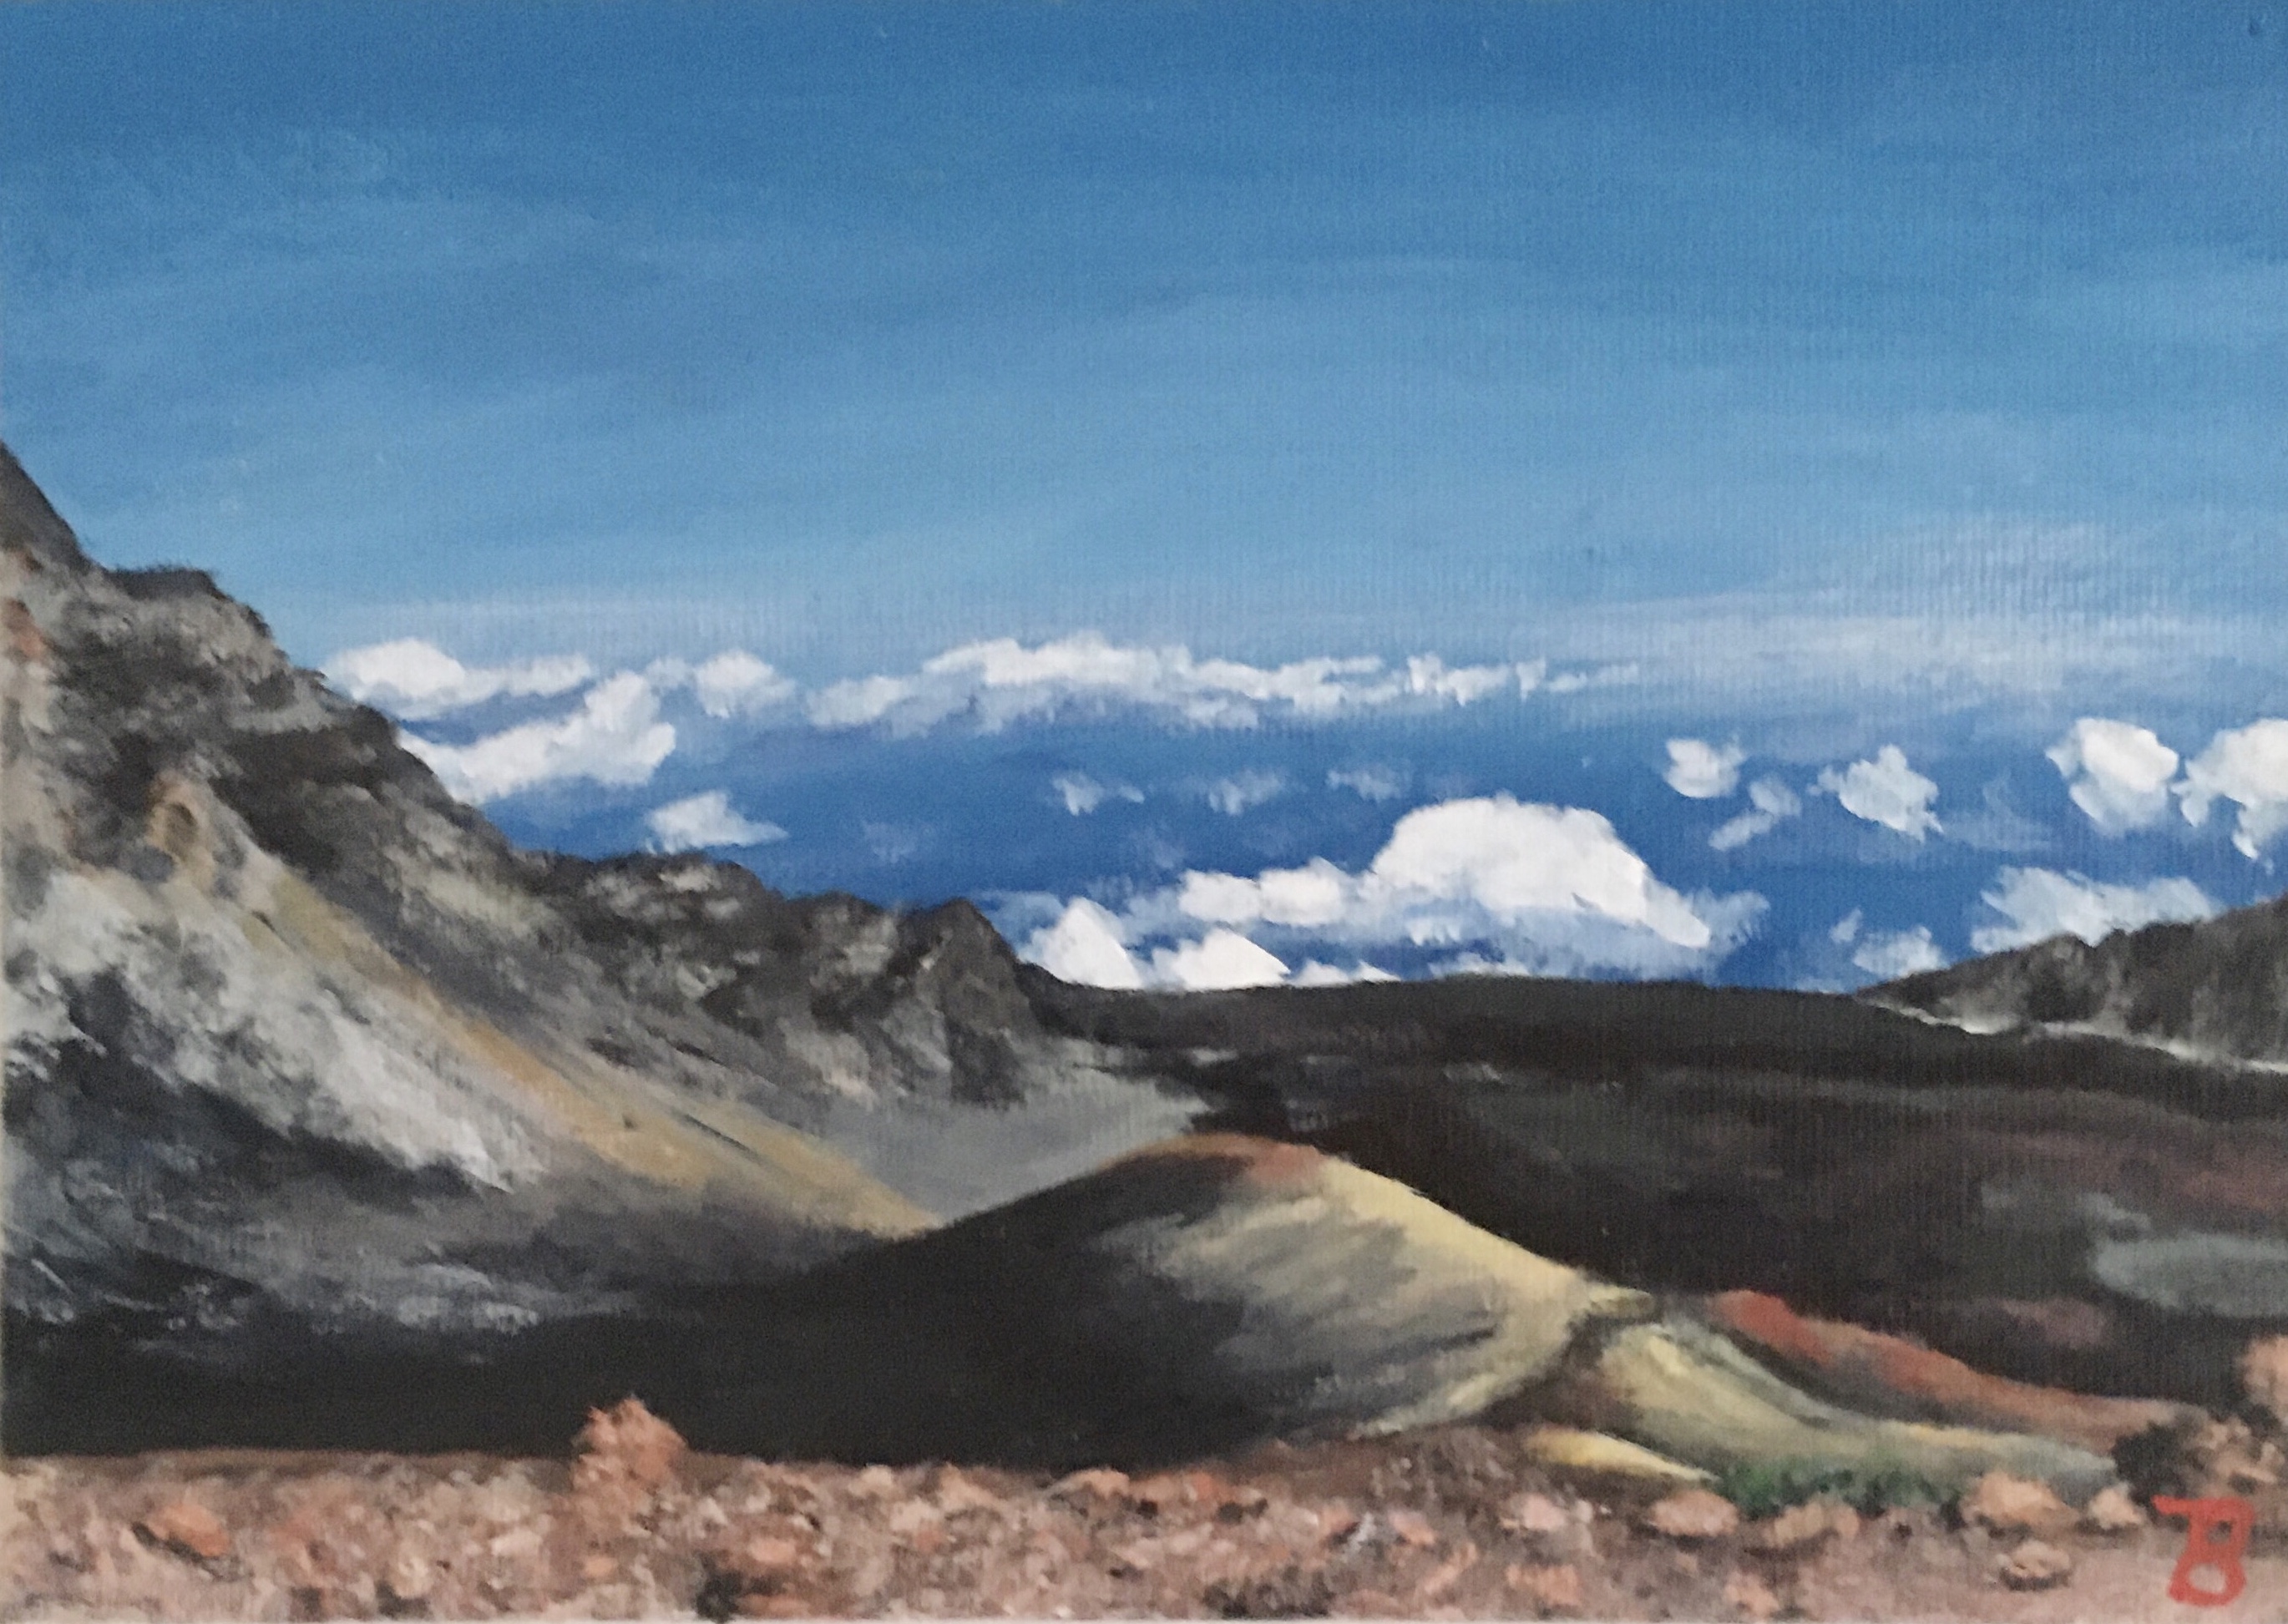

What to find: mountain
left=4, top=1131, right=2118, bottom=1506
left=1868, top=898, right=2288, bottom=1065
left=0, top=434, right=2271, bottom=1472
left=1027, top=972, right=2288, bottom=1407
left=0, top=442, right=1197, bottom=1413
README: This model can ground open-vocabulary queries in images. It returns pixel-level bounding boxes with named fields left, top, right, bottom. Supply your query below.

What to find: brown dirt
left=10, top=1403, right=2288, bottom=1621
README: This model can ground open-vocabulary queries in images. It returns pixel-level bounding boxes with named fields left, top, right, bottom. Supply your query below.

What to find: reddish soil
left=9, top=1403, right=2288, bottom=1621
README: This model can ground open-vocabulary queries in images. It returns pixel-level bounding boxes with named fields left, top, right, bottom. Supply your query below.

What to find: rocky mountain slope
left=1869, top=897, right=2288, bottom=1065
left=0, top=442, right=1196, bottom=1414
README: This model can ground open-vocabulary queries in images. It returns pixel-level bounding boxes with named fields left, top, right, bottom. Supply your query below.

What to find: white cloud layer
left=1023, top=795, right=1762, bottom=989
left=1710, top=776, right=1803, bottom=852
left=327, top=638, right=594, bottom=721
left=2048, top=718, right=2179, bottom=835
left=2179, top=720, right=2288, bottom=858
left=645, top=790, right=787, bottom=852
left=1816, top=745, right=1941, bottom=839
left=803, top=632, right=1544, bottom=733
left=1664, top=738, right=1745, bottom=799
left=402, top=673, right=676, bottom=802
left=1970, top=866, right=2219, bottom=952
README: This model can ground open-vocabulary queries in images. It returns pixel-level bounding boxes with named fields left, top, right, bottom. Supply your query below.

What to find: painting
left=6, top=3, right=2288, bottom=1618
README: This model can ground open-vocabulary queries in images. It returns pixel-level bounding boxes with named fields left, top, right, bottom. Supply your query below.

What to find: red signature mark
left=2154, top=1496, right=2255, bottom=1607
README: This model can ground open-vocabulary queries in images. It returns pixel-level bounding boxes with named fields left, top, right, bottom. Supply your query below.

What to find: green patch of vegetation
left=1715, top=1460, right=1947, bottom=1519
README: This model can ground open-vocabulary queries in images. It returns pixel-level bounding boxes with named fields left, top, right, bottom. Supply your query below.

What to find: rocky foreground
left=8, top=1399, right=2288, bottom=1623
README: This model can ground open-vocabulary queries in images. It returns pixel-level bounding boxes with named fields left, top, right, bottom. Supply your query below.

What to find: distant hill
left=1027, top=970, right=2288, bottom=1407
left=1868, top=897, right=2288, bottom=1065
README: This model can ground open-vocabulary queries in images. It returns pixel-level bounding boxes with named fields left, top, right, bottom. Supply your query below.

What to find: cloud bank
left=804, top=634, right=1545, bottom=733
left=1021, top=795, right=1763, bottom=990
left=326, top=638, right=594, bottom=721
left=1971, top=866, right=2219, bottom=952
left=402, top=672, right=676, bottom=802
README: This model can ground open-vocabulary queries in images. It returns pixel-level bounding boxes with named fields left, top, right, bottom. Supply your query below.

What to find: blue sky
left=7, top=2, right=2288, bottom=989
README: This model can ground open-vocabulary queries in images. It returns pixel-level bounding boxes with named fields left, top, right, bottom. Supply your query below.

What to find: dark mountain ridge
left=1871, top=897, right=2288, bottom=1064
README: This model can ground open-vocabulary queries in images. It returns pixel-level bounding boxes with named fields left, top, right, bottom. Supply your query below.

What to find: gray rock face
left=1867, top=899, right=2288, bottom=1064
left=0, top=442, right=1196, bottom=1378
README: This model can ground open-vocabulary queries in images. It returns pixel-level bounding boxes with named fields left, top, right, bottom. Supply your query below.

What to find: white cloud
left=1150, top=930, right=1290, bottom=991
left=1970, top=866, right=2219, bottom=953
left=1710, top=776, right=1803, bottom=852
left=1025, top=794, right=1761, bottom=989
left=326, top=638, right=594, bottom=721
left=644, top=791, right=787, bottom=852
left=1206, top=770, right=1285, bottom=817
left=1664, top=738, right=1746, bottom=799
left=1328, top=765, right=1408, bottom=802
left=1850, top=924, right=1948, bottom=980
left=688, top=650, right=797, bottom=718
left=1365, top=797, right=1718, bottom=948
left=804, top=673, right=926, bottom=729
left=1816, top=745, right=1941, bottom=839
left=2048, top=718, right=2179, bottom=836
left=1180, top=858, right=1354, bottom=929
left=402, top=672, right=676, bottom=802
left=1050, top=772, right=1144, bottom=816
left=2179, top=720, right=2288, bottom=858
left=1024, top=898, right=1147, bottom=990
left=804, top=631, right=1542, bottom=733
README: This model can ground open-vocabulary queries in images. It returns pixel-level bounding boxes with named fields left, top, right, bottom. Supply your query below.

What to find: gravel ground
left=8, top=1402, right=2285, bottom=1621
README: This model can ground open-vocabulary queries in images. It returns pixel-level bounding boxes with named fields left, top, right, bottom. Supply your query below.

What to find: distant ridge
left=1867, top=893, right=2288, bottom=1065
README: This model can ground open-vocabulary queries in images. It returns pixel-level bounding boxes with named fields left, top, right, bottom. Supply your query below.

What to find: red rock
left=1723, top=1569, right=1782, bottom=1621
left=136, top=1499, right=231, bottom=1561
left=572, top=1396, right=686, bottom=1493
left=1752, top=1499, right=1858, bottom=1551
left=2080, top=1484, right=2146, bottom=1533
left=1504, top=1561, right=1582, bottom=1613
left=1500, top=1493, right=1572, bottom=1537
left=1958, top=1471, right=2073, bottom=1537
left=1389, top=1509, right=1440, bottom=1548
left=2243, top=1334, right=2288, bottom=1426
left=1643, top=1489, right=1739, bottom=1541
left=1051, top=1467, right=1130, bottom=1502
left=1709, top=1290, right=2188, bottom=1455
left=1997, top=1538, right=2073, bottom=1591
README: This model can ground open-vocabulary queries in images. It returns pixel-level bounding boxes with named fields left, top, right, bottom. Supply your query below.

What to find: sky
left=6, top=1, right=2288, bottom=991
